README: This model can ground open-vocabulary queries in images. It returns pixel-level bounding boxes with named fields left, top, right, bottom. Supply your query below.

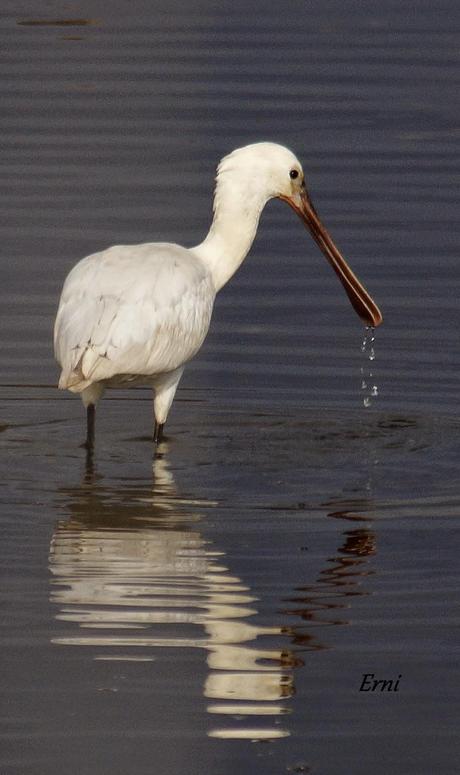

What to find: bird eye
left=289, top=169, right=299, bottom=180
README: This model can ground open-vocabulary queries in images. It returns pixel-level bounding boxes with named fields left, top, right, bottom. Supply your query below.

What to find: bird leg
left=85, top=404, right=96, bottom=450
left=153, top=420, right=164, bottom=445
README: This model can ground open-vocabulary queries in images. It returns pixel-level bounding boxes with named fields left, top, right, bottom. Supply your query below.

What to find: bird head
left=216, top=142, right=383, bottom=328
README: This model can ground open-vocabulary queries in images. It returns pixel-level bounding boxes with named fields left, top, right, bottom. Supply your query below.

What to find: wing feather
left=54, top=243, right=215, bottom=391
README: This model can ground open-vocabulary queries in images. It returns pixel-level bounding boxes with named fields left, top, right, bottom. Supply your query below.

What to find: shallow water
left=1, top=1, right=459, bottom=773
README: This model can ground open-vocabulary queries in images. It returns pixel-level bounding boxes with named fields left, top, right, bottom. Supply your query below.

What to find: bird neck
left=192, top=185, right=267, bottom=292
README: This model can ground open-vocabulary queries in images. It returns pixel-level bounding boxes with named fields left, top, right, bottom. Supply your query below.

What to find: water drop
left=360, top=327, right=379, bottom=407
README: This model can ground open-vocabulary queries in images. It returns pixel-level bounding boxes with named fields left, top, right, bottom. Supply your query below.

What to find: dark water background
left=1, top=1, right=459, bottom=773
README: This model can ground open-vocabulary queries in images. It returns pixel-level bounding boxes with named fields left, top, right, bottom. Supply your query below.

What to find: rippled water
left=1, top=1, right=459, bottom=774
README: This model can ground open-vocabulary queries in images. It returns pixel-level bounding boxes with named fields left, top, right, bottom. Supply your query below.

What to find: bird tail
left=58, top=364, right=105, bottom=407
left=58, top=370, right=93, bottom=393
left=57, top=340, right=108, bottom=393
left=57, top=349, right=93, bottom=393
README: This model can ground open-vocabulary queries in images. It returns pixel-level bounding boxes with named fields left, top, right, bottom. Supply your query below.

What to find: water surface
left=1, top=1, right=459, bottom=773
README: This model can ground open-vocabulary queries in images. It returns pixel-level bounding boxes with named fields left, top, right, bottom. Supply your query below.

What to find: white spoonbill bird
left=54, top=142, right=383, bottom=448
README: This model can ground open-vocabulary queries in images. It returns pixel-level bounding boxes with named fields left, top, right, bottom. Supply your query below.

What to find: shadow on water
left=49, top=439, right=378, bottom=743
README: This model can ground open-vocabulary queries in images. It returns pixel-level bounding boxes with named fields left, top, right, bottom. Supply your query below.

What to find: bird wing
left=54, top=243, right=215, bottom=391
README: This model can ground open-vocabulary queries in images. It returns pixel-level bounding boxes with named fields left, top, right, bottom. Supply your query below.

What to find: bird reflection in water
left=50, top=446, right=297, bottom=741
left=281, top=504, right=377, bottom=641
left=49, top=449, right=377, bottom=742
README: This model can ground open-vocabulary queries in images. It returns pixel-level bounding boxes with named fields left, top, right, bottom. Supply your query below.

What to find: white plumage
left=54, top=243, right=214, bottom=420
left=54, top=142, right=382, bottom=448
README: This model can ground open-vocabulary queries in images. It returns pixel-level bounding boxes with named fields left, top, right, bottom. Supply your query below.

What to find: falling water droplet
left=360, top=326, right=379, bottom=408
